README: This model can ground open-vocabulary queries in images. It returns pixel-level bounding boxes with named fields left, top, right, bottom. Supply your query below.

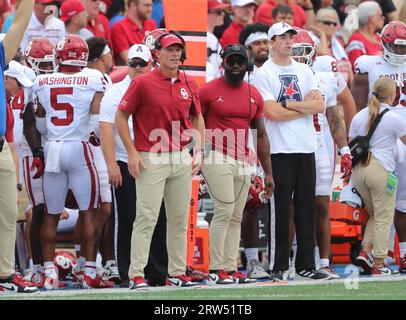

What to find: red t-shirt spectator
left=219, top=22, right=243, bottom=49
left=86, top=13, right=111, bottom=43
left=346, top=31, right=382, bottom=69
left=111, top=16, right=157, bottom=64
left=0, top=0, right=11, bottom=31
left=199, top=77, right=264, bottom=160
left=118, top=68, right=201, bottom=152
left=5, top=103, right=14, bottom=143
left=254, top=0, right=307, bottom=28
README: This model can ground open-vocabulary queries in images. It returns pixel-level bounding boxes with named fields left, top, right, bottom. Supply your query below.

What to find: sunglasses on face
left=319, top=20, right=338, bottom=27
left=128, top=60, right=149, bottom=68
left=208, top=9, right=224, bottom=15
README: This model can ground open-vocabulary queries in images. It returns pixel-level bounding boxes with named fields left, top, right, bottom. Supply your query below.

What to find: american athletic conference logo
left=277, top=75, right=303, bottom=102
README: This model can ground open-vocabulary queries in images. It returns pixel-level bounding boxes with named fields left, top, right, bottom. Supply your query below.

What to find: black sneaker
left=296, top=269, right=330, bottom=281
left=0, top=274, right=40, bottom=294
left=269, top=270, right=289, bottom=282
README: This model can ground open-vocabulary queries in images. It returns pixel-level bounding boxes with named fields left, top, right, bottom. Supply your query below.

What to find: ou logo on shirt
left=180, top=88, right=189, bottom=100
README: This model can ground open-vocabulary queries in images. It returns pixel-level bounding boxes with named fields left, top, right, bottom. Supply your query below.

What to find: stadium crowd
left=0, top=0, right=406, bottom=294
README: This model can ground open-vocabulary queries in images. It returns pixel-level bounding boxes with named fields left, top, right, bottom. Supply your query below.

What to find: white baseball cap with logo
left=268, top=22, right=297, bottom=40
left=231, top=0, right=257, bottom=7
left=128, top=44, right=152, bottom=62
left=4, top=60, right=34, bottom=87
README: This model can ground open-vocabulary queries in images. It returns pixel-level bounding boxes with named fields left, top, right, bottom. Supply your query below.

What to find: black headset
left=154, top=30, right=187, bottom=62
left=219, top=44, right=254, bottom=73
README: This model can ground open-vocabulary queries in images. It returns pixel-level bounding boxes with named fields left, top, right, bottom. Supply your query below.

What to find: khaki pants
left=202, top=151, right=250, bottom=272
left=352, top=156, right=396, bottom=259
left=129, top=151, right=192, bottom=278
left=0, top=142, right=18, bottom=277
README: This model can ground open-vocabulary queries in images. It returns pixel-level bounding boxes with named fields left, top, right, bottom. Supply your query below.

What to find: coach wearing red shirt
left=115, top=33, right=205, bottom=289
left=199, top=44, right=274, bottom=285
left=111, top=0, right=156, bottom=65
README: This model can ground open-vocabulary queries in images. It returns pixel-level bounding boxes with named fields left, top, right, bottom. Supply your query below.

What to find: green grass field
left=2, top=277, right=406, bottom=300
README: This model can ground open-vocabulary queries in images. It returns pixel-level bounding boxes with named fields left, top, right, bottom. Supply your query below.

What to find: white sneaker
left=247, top=260, right=269, bottom=279
left=103, top=261, right=120, bottom=283
left=318, top=265, right=340, bottom=280
left=22, top=267, right=34, bottom=282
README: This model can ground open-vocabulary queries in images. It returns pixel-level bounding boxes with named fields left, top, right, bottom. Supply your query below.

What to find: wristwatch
left=281, top=100, right=287, bottom=108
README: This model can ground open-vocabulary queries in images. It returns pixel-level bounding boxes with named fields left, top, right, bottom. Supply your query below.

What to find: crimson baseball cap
left=60, top=0, right=86, bottom=23
left=35, top=0, right=61, bottom=4
left=208, top=0, right=230, bottom=10
left=159, top=34, right=184, bottom=49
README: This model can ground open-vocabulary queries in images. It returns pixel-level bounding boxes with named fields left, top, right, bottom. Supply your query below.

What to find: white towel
left=339, top=179, right=363, bottom=208
left=331, top=36, right=349, bottom=62
left=45, top=140, right=64, bottom=173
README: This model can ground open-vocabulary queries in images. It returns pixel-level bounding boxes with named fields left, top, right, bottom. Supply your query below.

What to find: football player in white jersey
left=237, top=23, right=272, bottom=280
left=291, top=29, right=351, bottom=279
left=351, top=21, right=406, bottom=112
left=351, top=21, right=406, bottom=265
left=32, top=34, right=113, bottom=290
left=20, top=37, right=55, bottom=287
left=82, top=36, right=119, bottom=283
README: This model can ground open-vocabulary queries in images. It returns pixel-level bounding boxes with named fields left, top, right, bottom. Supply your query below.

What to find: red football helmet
left=381, top=21, right=406, bottom=66
left=54, top=34, right=89, bottom=68
left=54, top=251, right=77, bottom=281
left=291, top=28, right=316, bottom=66
left=245, top=150, right=268, bottom=211
left=198, top=173, right=209, bottom=200
left=143, top=28, right=168, bottom=63
left=24, top=37, right=55, bottom=75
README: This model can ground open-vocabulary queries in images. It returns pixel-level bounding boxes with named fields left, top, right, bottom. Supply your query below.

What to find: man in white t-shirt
left=254, top=22, right=328, bottom=282
left=19, top=0, right=66, bottom=51
left=99, top=43, right=168, bottom=288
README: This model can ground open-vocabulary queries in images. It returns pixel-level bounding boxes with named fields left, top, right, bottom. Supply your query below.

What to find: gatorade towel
left=0, top=43, right=6, bottom=136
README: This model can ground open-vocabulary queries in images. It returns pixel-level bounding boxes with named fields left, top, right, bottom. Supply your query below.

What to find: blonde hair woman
left=349, top=77, right=406, bottom=275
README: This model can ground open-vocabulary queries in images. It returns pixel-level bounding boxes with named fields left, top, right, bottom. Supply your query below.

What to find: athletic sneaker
left=0, top=274, right=39, bottom=294
left=103, top=261, right=120, bottom=283
left=371, top=264, right=397, bottom=276
left=355, top=250, right=374, bottom=271
left=22, top=267, right=34, bottom=282
left=129, top=276, right=148, bottom=290
left=83, top=275, right=115, bottom=289
left=72, top=270, right=84, bottom=288
left=269, top=270, right=290, bottom=282
left=318, top=265, right=340, bottom=280
left=44, top=275, right=66, bottom=290
left=399, top=255, right=406, bottom=274
left=246, top=260, right=269, bottom=279
left=31, top=271, right=45, bottom=288
left=228, top=271, right=257, bottom=284
left=186, top=266, right=208, bottom=282
left=296, top=269, right=331, bottom=281
left=166, top=274, right=198, bottom=287
left=206, top=270, right=234, bottom=285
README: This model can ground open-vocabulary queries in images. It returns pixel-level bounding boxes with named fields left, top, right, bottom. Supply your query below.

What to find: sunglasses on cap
left=128, top=60, right=149, bottom=68
left=319, top=20, right=338, bottom=27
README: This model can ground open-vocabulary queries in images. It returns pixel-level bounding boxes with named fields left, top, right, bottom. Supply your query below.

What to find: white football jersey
left=313, top=55, right=346, bottom=95
left=33, top=71, right=106, bottom=141
left=354, top=55, right=406, bottom=107
left=314, top=71, right=337, bottom=133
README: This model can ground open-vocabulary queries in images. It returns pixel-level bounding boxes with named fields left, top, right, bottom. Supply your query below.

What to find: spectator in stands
left=311, top=0, right=333, bottom=13
left=19, top=0, right=66, bottom=51
left=0, top=0, right=11, bottom=31
left=346, top=1, right=384, bottom=69
left=213, top=0, right=233, bottom=40
left=219, top=0, right=257, bottom=48
left=255, top=0, right=315, bottom=28
left=312, top=7, right=353, bottom=84
left=111, top=0, right=156, bottom=66
left=82, top=0, right=111, bottom=42
left=107, top=0, right=125, bottom=27
left=61, top=0, right=93, bottom=39
left=207, top=0, right=230, bottom=82
left=272, top=4, right=294, bottom=25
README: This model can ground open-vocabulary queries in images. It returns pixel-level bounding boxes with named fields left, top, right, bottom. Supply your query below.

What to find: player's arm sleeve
left=99, top=87, right=120, bottom=124
left=353, top=55, right=369, bottom=75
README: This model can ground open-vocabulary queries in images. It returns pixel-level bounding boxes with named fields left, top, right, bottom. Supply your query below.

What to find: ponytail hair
left=366, top=77, right=396, bottom=131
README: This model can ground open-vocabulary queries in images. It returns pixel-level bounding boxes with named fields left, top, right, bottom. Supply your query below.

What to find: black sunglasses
left=128, top=60, right=149, bottom=68
left=208, top=9, right=224, bottom=15
left=319, top=20, right=338, bottom=27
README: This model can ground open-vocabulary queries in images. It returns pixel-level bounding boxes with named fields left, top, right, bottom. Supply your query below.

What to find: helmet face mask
left=381, top=21, right=406, bottom=66
left=291, top=44, right=315, bottom=66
